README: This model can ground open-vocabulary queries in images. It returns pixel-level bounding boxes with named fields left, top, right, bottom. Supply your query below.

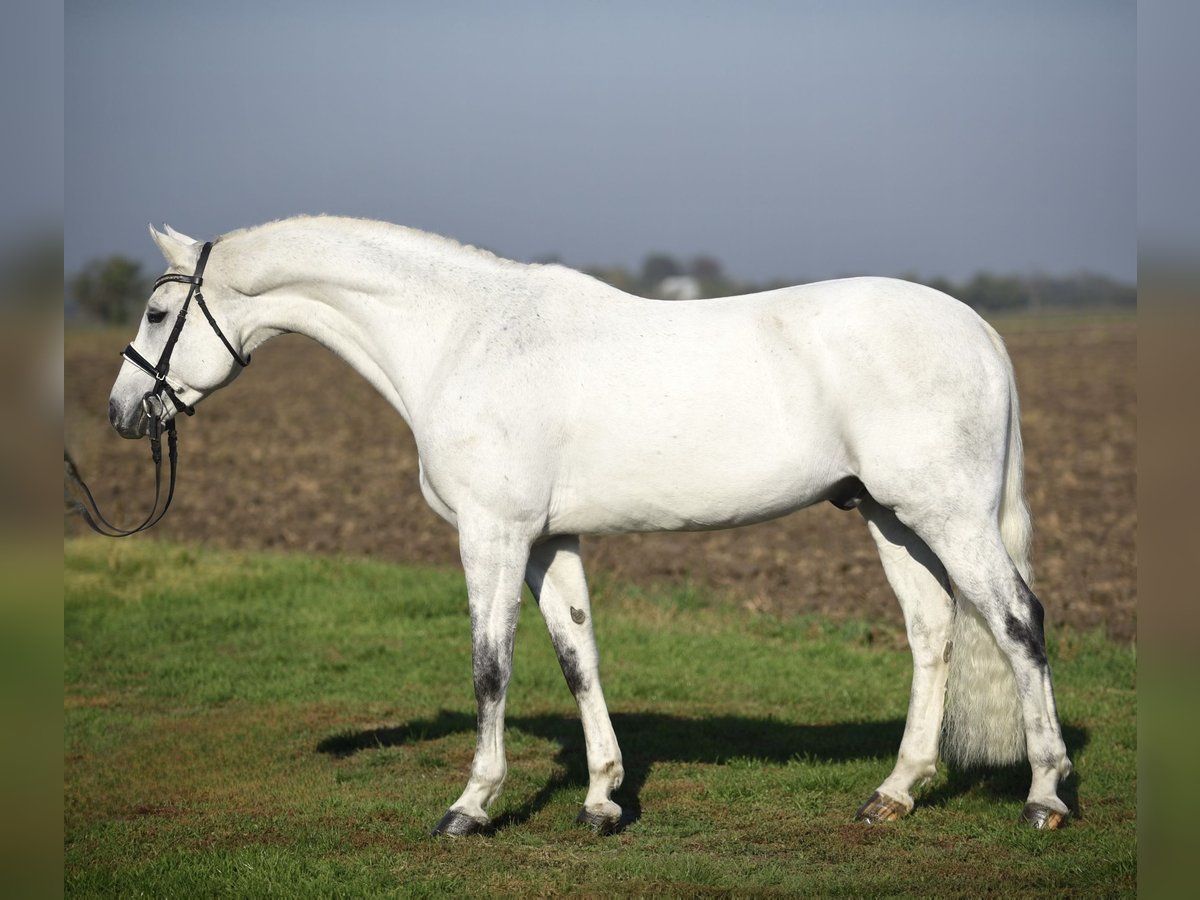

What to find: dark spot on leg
left=570, top=606, right=586, bottom=625
left=1022, top=583, right=1046, bottom=632
left=1005, top=581, right=1047, bottom=666
left=1004, top=613, right=1045, bottom=665
left=473, top=643, right=505, bottom=704
left=555, top=642, right=587, bottom=696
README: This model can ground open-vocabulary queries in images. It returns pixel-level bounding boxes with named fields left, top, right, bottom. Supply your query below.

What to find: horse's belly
left=543, top=339, right=849, bottom=535
left=547, top=433, right=844, bottom=535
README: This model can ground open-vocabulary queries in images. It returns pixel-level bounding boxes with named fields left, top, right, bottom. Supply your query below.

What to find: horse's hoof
left=854, top=791, right=909, bottom=825
left=576, top=805, right=621, bottom=835
left=1020, top=802, right=1068, bottom=830
left=431, top=809, right=487, bottom=837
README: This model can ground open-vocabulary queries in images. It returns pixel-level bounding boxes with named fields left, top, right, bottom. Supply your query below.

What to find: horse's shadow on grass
left=316, top=711, right=1088, bottom=831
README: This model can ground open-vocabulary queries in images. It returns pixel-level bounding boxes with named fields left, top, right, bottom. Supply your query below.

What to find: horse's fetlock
left=593, top=759, right=624, bottom=790
left=896, top=752, right=937, bottom=783
left=472, top=760, right=507, bottom=792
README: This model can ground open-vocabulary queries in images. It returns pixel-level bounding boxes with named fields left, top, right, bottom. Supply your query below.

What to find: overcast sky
left=64, top=1, right=1134, bottom=284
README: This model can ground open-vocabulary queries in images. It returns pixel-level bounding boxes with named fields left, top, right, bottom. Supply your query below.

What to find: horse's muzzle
left=109, top=398, right=148, bottom=439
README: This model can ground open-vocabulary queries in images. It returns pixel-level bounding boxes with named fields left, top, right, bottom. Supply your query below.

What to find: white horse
left=107, top=215, right=1072, bottom=835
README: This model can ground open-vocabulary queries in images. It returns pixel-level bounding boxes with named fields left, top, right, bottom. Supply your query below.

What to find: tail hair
left=940, top=324, right=1029, bottom=768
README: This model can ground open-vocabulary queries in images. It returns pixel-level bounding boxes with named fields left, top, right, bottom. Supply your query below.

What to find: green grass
left=65, top=538, right=1136, bottom=896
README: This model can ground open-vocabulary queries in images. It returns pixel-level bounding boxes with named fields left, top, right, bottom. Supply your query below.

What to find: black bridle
left=70, top=240, right=250, bottom=537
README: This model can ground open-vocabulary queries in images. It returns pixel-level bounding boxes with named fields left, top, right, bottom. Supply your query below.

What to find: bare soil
left=65, top=316, right=1135, bottom=641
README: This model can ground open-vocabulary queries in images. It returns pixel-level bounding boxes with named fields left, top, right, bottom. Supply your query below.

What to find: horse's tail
left=941, top=322, right=1029, bottom=768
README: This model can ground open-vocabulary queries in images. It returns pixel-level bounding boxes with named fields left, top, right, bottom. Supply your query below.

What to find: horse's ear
left=148, top=224, right=200, bottom=269
left=163, top=224, right=198, bottom=244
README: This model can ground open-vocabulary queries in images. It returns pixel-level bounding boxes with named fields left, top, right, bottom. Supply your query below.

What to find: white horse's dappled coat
left=109, top=216, right=1072, bottom=834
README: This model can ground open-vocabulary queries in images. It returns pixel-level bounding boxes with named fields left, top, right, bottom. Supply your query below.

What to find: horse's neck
left=233, top=224, right=490, bottom=429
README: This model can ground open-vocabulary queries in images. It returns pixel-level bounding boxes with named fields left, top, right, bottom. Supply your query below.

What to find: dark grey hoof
left=854, top=791, right=909, bottom=824
left=432, top=809, right=487, bottom=837
left=576, top=807, right=620, bottom=835
left=1020, top=802, right=1068, bottom=830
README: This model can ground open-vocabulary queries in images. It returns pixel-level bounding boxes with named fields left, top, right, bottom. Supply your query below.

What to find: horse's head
left=108, top=226, right=250, bottom=438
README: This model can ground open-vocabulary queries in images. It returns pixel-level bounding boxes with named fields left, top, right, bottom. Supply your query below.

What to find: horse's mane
left=216, top=214, right=524, bottom=270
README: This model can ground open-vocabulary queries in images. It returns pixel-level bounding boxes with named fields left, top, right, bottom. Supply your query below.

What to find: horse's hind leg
left=915, top=514, right=1072, bottom=827
left=526, top=535, right=624, bottom=833
left=855, top=497, right=955, bottom=823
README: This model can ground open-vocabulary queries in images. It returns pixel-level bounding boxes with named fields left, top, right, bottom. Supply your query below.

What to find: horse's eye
left=147, top=309, right=167, bottom=324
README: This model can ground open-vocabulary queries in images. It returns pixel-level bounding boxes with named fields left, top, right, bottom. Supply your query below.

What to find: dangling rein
left=68, top=241, right=249, bottom=537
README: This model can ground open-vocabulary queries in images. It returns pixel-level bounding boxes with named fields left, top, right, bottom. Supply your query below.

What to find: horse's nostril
left=108, top=399, right=119, bottom=428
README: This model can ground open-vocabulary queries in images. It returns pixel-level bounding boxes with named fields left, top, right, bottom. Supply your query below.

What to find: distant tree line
left=68, top=255, right=151, bottom=325
left=66, top=251, right=1135, bottom=324
left=581, top=253, right=738, bottom=300
left=583, top=252, right=1136, bottom=311
left=908, top=271, right=1137, bottom=313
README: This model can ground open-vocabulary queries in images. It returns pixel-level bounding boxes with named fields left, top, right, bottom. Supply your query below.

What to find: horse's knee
left=472, top=638, right=512, bottom=706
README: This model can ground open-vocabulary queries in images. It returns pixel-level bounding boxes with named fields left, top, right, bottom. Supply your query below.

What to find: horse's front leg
left=526, top=535, right=624, bottom=833
left=432, top=519, right=532, bottom=836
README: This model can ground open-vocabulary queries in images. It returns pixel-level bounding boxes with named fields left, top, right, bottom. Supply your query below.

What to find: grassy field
left=65, top=538, right=1135, bottom=896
